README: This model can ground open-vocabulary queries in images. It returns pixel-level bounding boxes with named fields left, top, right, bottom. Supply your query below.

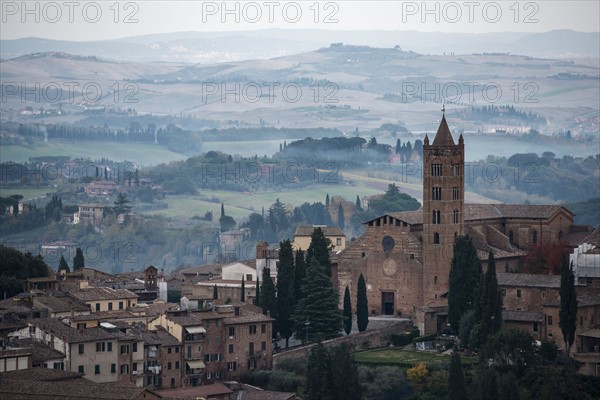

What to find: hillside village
left=1, top=114, right=599, bottom=399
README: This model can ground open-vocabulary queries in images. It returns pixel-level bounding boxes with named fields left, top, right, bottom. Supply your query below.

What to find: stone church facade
left=335, top=113, right=576, bottom=334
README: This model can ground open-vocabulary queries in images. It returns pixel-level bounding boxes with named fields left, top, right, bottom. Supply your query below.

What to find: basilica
left=334, top=113, right=576, bottom=334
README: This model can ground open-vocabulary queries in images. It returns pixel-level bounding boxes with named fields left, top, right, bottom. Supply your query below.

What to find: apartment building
left=68, top=287, right=138, bottom=313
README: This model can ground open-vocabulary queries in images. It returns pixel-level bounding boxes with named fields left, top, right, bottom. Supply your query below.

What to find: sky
left=1, top=0, right=599, bottom=41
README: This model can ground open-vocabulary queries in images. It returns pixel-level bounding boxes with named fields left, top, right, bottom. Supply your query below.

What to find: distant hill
left=2, top=29, right=598, bottom=63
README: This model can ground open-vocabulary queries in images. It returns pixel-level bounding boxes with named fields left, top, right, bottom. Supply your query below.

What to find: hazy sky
left=1, top=1, right=599, bottom=41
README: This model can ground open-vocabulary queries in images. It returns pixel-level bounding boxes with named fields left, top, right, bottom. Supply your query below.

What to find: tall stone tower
left=422, top=110, right=464, bottom=307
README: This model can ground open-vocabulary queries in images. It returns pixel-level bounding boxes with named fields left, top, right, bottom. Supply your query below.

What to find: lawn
left=353, top=349, right=475, bottom=368
left=0, top=187, right=56, bottom=200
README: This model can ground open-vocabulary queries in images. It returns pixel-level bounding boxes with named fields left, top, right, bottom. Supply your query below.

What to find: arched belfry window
left=453, top=209, right=459, bottom=224
left=432, top=187, right=442, bottom=200
left=432, top=210, right=441, bottom=224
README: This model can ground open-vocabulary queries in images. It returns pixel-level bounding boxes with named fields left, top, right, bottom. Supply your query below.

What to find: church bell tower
left=421, top=108, right=464, bottom=307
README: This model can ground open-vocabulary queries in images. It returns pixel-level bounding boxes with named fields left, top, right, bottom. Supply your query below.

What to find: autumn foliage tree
left=523, top=240, right=570, bottom=275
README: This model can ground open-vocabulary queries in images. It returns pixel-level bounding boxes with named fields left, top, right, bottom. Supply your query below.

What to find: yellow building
left=292, top=225, right=346, bottom=252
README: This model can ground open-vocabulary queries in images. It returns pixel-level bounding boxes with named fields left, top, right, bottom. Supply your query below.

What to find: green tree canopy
left=307, top=227, right=332, bottom=276
left=276, top=239, right=296, bottom=347
left=73, top=247, right=85, bottom=271
left=356, top=273, right=369, bottom=332
left=343, top=286, right=352, bottom=335
left=559, top=255, right=578, bottom=354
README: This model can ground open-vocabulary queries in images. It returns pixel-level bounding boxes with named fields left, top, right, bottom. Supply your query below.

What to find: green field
left=353, top=349, right=475, bottom=367
left=0, top=187, right=56, bottom=200
left=1, top=141, right=186, bottom=166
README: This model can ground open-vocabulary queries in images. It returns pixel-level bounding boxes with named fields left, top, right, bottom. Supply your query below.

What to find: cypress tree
left=448, top=235, right=482, bottom=331
left=329, top=343, right=362, bottom=400
left=259, top=267, right=277, bottom=338
left=221, top=203, right=225, bottom=217
left=240, top=276, right=245, bottom=302
left=477, top=365, right=498, bottom=400
left=73, top=247, right=85, bottom=271
left=294, top=249, right=306, bottom=303
left=58, top=255, right=70, bottom=274
left=355, top=195, right=362, bottom=211
left=448, top=353, right=467, bottom=400
left=292, top=257, right=342, bottom=342
left=337, top=203, right=345, bottom=230
left=559, top=255, right=578, bottom=354
left=276, top=240, right=295, bottom=347
left=305, top=343, right=334, bottom=400
left=343, top=286, right=352, bottom=335
left=479, top=251, right=503, bottom=343
left=356, top=273, right=369, bottom=332
left=307, top=228, right=332, bottom=276
left=254, top=276, right=260, bottom=306
left=325, top=194, right=330, bottom=208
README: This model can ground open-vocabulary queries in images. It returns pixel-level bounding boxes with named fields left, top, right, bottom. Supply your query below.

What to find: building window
left=246, top=274, right=253, bottom=282
left=517, top=289, right=522, bottom=298
left=170, top=378, right=176, bottom=387
left=558, top=230, right=563, bottom=240
left=533, top=323, right=539, bottom=333
left=261, top=341, right=267, bottom=351
left=111, top=363, right=116, bottom=373
left=78, top=344, right=84, bottom=354
left=261, top=324, right=266, bottom=333
left=249, top=342, right=255, bottom=356
left=175, top=361, right=180, bottom=369
left=168, top=362, right=172, bottom=370
left=453, top=209, right=459, bottom=224
left=336, top=238, right=342, bottom=246
left=78, top=365, right=85, bottom=374
left=227, top=362, right=237, bottom=371
left=168, top=347, right=172, bottom=354
left=532, top=230, right=538, bottom=243
left=132, top=343, right=137, bottom=353
left=95, top=303, right=100, bottom=311
left=229, top=327, right=235, bottom=337
left=175, top=347, right=179, bottom=353
left=432, top=210, right=441, bottom=224
left=120, top=345, right=129, bottom=355
left=249, top=325, right=257, bottom=335
left=501, top=289, right=506, bottom=296
left=452, top=164, right=460, bottom=176
left=229, top=344, right=234, bottom=354
left=432, top=187, right=442, bottom=200
left=542, top=291, right=546, bottom=299
left=433, top=233, right=440, bottom=244
left=432, top=163, right=442, bottom=176
left=452, top=187, right=459, bottom=200
left=108, top=302, right=113, bottom=311
left=95, top=365, right=100, bottom=375
left=120, top=364, right=129, bottom=374
left=434, top=276, right=438, bottom=284
left=119, top=301, right=123, bottom=310
left=509, top=231, right=514, bottom=242
left=107, top=342, right=112, bottom=352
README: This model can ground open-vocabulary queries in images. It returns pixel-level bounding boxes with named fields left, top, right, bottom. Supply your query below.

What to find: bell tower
left=422, top=108, right=464, bottom=307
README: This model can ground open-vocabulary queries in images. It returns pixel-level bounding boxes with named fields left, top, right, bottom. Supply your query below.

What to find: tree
left=305, top=343, right=334, bottom=400
left=343, top=286, right=352, bottom=335
left=73, top=247, right=85, bottom=271
left=58, top=255, right=70, bottom=274
left=477, top=365, right=498, bottom=400
left=294, top=249, right=306, bottom=303
left=406, top=363, right=428, bottom=388
left=356, top=273, right=369, bottom=332
left=221, top=203, right=225, bottom=218
left=559, top=255, right=578, bottom=354
left=240, top=276, right=245, bottom=302
left=254, top=276, right=260, bottom=306
left=219, top=215, right=236, bottom=232
left=292, top=257, right=342, bottom=342
left=113, top=192, right=132, bottom=215
left=213, top=284, right=218, bottom=300
left=355, top=195, right=362, bottom=211
left=259, top=267, right=277, bottom=338
left=307, top=227, right=332, bottom=276
left=325, top=194, right=330, bottom=208
left=337, top=203, right=345, bottom=230
left=448, top=235, right=482, bottom=331
left=479, top=251, right=503, bottom=343
left=277, top=240, right=296, bottom=347
left=448, top=353, right=467, bottom=400
left=329, top=344, right=362, bottom=400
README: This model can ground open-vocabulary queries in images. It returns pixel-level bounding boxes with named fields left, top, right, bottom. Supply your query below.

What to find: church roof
left=432, top=116, right=455, bottom=146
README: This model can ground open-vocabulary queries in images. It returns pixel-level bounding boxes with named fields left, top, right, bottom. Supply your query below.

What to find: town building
left=68, top=287, right=138, bottom=313
left=293, top=225, right=346, bottom=252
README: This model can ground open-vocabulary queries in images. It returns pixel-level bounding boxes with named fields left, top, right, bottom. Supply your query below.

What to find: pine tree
left=276, top=240, right=296, bottom=347
left=259, top=267, right=277, bottom=338
left=213, top=284, right=218, bottom=300
left=305, top=343, right=334, bottom=400
left=240, top=276, right=245, bottom=302
left=337, top=203, right=345, bottom=230
left=113, top=192, right=132, bottom=215
left=559, top=255, right=578, bottom=354
left=325, top=194, right=330, bottom=208
left=307, top=228, right=332, bottom=276
left=448, top=235, right=482, bottom=331
left=343, top=286, right=352, bottom=335
left=294, top=249, right=306, bottom=303
left=292, top=257, right=342, bottom=342
left=356, top=273, right=369, bottom=332
left=479, top=251, right=503, bottom=343
left=73, top=247, right=85, bottom=271
left=448, top=353, right=467, bottom=400
left=58, top=255, right=70, bottom=274
left=355, top=195, right=362, bottom=211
